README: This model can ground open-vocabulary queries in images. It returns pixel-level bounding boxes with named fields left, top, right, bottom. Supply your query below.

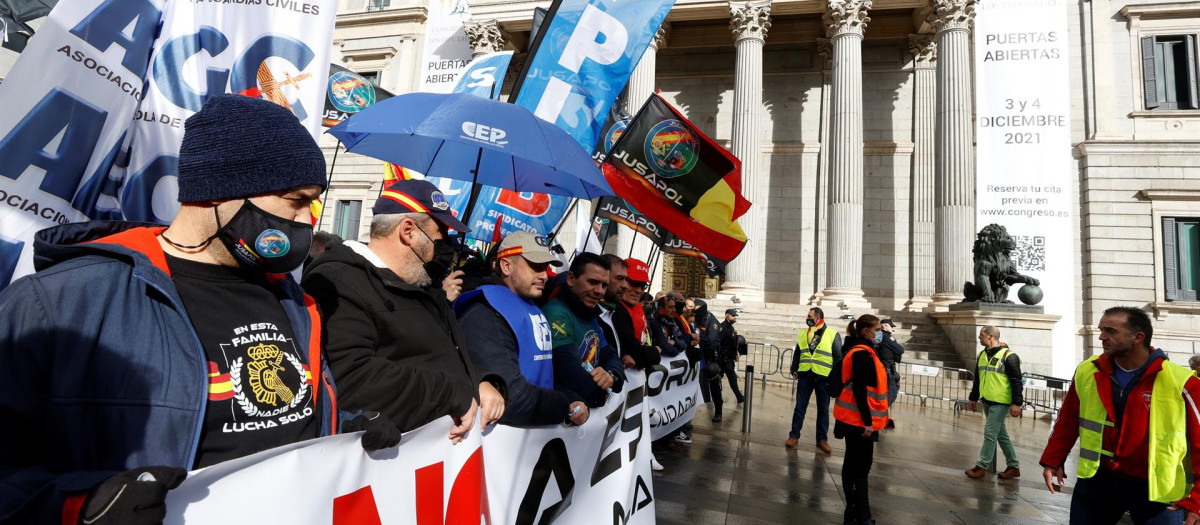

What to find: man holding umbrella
left=303, top=179, right=507, bottom=440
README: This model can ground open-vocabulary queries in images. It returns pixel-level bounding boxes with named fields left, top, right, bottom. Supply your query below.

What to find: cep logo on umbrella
left=461, top=121, right=509, bottom=146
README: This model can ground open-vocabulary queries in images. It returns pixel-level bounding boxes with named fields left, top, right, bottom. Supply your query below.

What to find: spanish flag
left=384, top=163, right=413, bottom=184
left=601, top=93, right=750, bottom=262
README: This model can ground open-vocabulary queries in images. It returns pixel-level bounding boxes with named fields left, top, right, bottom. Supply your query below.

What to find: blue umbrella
left=327, top=92, right=612, bottom=203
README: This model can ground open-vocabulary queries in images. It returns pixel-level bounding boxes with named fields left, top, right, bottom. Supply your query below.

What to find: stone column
left=616, top=25, right=669, bottom=259
left=464, top=19, right=505, bottom=59
left=1088, top=0, right=1120, bottom=138
left=818, top=0, right=872, bottom=310
left=810, top=38, right=833, bottom=304
left=720, top=1, right=771, bottom=300
left=929, top=0, right=976, bottom=308
left=907, top=34, right=937, bottom=311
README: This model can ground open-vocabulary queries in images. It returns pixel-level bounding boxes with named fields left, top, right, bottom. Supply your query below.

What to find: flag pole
left=627, top=232, right=638, bottom=259
left=315, top=141, right=341, bottom=232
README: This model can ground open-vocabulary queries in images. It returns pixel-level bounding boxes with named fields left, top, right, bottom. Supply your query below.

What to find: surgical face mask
left=805, top=318, right=816, bottom=328
left=216, top=200, right=312, bottom=273
left=873, top=331, right=884, bottom=344
left=410, top=224, right=455, bottom=283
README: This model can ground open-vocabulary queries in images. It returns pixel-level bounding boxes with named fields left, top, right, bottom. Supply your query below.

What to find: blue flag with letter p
left=511, top=0, right=676, bottom=152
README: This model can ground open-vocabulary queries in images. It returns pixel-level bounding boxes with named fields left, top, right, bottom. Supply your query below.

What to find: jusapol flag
left=602, top=93, right=750, bottom=262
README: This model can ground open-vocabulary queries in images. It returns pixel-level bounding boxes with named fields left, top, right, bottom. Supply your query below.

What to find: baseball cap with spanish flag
left=495, top=231, right=562, bottom=267
left=373, top=179, right=470, bottom=232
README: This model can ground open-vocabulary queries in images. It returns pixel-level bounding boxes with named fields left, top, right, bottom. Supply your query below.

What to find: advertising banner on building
left=974, top=0, right=1075, bottom=376
left=165, top=368, right=685, bottom=524
left=417, top=0, right=472, bottom=93
left=0, top=0, right=167, bottom=289
left=118, top=0, right=337, bottom=224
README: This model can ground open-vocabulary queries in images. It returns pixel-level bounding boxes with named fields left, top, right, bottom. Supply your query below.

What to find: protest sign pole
left=315, top=141, right=342, bottom=231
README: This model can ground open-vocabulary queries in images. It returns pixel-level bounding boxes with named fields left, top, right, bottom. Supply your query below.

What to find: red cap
left=626, top=258, right=650, bottom=283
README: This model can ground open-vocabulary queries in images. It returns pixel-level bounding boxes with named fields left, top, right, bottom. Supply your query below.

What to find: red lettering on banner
left=332, top=485, right=383, bottom=525
left=415, top=447, right=491, bottom=525
left=497, top=190, right=550, bottom=217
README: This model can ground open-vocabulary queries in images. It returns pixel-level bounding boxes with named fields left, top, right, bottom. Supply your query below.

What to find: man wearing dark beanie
left=0, top=94, right=399, bottom=525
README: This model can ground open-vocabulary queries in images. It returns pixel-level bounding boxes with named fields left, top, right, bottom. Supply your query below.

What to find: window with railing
left=366, top=0, right=390, bottom=12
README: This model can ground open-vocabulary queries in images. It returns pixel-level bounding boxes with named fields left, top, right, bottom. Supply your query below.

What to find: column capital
left=823, top=0, right=872, bottom=38
left=925, top=0, right=976, bottom=33
left=908, top=33, right=938, bottom=67
left=464, top=19, right=505, bottom=57
left=652, top=22, right=671, bottom=50
left=729, top=1, right=772, bottom=43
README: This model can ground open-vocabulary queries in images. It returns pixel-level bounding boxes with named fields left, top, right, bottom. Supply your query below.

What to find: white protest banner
left=646, top=353, right=701, bottom=441
left=166, top=418, right=489, bottom=524
left=484, top=371, right=655, bottom=525
left=0, top=0, right=166, bottom=289
left=974, top=0, right=1075, bottom=376
left=418, top=0, right=472, bottom=94
left=118, top=0, right=338, bottom=224
left=166, top=382, right=658, bottom=524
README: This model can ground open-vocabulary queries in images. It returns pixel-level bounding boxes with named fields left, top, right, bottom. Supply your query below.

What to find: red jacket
left=1039, top=351, right=1200, bottom=514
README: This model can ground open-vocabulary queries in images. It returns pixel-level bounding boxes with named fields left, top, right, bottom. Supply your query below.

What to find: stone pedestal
left=930, top=307, right=1062, bottom=376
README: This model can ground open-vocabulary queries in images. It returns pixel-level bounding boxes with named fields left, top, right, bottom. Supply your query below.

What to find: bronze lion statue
left=962, top=224, right=1040, bottom=303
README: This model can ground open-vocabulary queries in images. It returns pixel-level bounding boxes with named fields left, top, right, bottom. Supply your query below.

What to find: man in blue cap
left=0, top=94, right=399, bottom=525
left=304, top=179, right=507, bottom=440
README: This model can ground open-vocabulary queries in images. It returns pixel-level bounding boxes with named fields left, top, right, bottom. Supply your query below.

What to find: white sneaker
left=674, top=431, right=692, bottom=444
left=650, top=456, right=664, bottom=471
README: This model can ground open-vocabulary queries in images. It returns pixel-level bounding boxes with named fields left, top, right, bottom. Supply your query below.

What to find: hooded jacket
left=302, top=242, right=489, bottom=432
left=0, top=222, right=339, bottom=524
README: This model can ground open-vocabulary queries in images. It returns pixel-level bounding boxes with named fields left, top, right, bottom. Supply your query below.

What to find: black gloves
left=343, top=411, right=402, bottom=451
left=80, top=467, right=187, bottom=525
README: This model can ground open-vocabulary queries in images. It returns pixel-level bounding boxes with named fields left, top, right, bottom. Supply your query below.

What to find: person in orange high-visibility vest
left=834, top=314, right=891, bottom=525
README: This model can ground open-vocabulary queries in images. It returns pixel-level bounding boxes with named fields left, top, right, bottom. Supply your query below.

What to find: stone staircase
left=705, top=298, right=972, bottom=371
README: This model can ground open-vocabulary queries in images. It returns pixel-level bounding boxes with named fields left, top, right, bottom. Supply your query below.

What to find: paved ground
left=651, top=379, right=1122, bottom=525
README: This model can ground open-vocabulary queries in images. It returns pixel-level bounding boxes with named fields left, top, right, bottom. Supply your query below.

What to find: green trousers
left=977, top=401, right=1020, bottom=469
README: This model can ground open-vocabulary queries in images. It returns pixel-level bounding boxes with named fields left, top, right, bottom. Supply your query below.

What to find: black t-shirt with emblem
left=166, top=255, right=320, bottom=469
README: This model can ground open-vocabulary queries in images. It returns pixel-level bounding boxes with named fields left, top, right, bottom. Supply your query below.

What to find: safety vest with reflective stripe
left=1074, top=355, right=1196, bottom=503
left=834, top=344, right=890, bottom=430
left=978, top=345, right=1015, bottom=405
left=796, top=325, right=836, bottom=377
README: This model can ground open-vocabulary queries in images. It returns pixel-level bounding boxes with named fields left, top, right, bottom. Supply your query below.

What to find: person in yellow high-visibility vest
left=1040, top=306, right=1200, bottom=525
left=965, top=325, right=1024, bottom=481
left=786, top=307, right=842, bottom=454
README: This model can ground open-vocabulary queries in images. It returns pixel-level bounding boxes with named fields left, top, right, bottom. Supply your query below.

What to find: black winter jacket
left=302, top=242, right=496, bottom=432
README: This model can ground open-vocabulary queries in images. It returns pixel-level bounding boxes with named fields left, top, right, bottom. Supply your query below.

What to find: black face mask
left=411, top=225, right=456, bottom=283
left=806, top=319, right=816, bottom=327
left=216, top=200, right=312, bottom=274
left=674, top=300, right=685, bottom=315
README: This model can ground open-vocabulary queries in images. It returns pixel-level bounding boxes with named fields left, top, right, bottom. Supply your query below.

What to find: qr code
left=1011, top=236, right=1046, bottom=272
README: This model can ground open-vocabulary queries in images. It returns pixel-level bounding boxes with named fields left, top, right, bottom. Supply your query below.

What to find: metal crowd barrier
left=893, top=363, right=976, bottom=415
left=1021, top=372, right=1072, bottom=418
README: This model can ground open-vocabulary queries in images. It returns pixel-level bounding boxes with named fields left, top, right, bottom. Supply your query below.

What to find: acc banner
left=974, top=0, right=1075, bottom=376
left=603, top=93, right=750, bottom=262
left=118, top=0, right=337, bottom=224
left=0, top=0, right=167, bottom=289
left=511, top=0, right=675, bottom=153
left=323, top=64, right=396, bottom=128
left=165, top=419, right=489, bottom=524
left=646, top=353, right=702, bottom=441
